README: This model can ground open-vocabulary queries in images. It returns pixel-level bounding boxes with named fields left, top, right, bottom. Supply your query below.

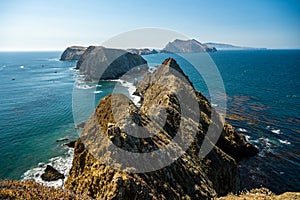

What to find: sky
left=0, top=0, right=299, bottom=50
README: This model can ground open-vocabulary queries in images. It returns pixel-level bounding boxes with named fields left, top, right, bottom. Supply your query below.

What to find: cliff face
left=163, top=39, right=217, bottom=53
left=76, top=46, right=148, bottom=81
left=65, top=58, right=258, bottom=199
left=60, top=46, right=86, bottom=61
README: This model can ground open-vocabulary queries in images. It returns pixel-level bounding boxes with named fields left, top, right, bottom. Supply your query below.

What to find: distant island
left=162, top=39, right=217, bottom=53
left=60, top=40, right=267, bottom=62
left=126, top=48, right=158, bottom=55
left=204, top=42, right=267, bottom=50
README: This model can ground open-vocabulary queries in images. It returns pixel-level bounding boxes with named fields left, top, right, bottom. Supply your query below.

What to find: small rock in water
left=75, top=122, right=86, bottom=130
left=56, top=138, right=69, bottom=142
left=64, top=140, right=76, bottom=148
left=41, top=165, right=64, bottom=181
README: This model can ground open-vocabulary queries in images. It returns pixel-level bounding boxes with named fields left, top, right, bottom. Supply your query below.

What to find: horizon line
left=1, top=48, right=300, bottom=52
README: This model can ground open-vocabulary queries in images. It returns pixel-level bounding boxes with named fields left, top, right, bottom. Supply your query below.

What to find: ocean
left=0, top=50, right=299, bottom=192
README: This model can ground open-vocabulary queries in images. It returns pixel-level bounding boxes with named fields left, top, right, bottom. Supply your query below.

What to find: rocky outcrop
left=163, top=39, right=217, bottom=53
left=127, top=48, right=158, bottom=55
left=41, top=165, right=64, bottom=181
left=60, top=46, right=86, bottom=61
left=65, top=58, right=258, bottom=199
left=76, top=46, right=148, bottom=81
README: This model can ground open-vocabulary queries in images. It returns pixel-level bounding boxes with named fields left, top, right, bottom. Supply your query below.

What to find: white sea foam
left=0, top=65, right=6, bottom=71
left=258, top=137, right=273, bottom=150
left=237, top=128, right=247, bottom=132
left=20, top=65, right=24, bottom=69
left=278, top=139, right=291, bottom=145
left=47, top=58, right=60, bottom=62
left=69, top=67, right=78, bottom=71
left=118, top=79, right=141, bottom=106
left=266, top=126, right=281, bottom=134
left=271, top=129, right=281, bottom=134
left=148, top=66, right=156, bottom=73
left=75, top=83, right=97, bottom=90
left=244, top=135, right=251, bottom=141
left=93, top=90, right=102, bottom=94
left=22, top=148, right=74, bottom=188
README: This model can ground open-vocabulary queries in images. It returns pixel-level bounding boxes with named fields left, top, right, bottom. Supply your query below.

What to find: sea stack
left=65, top=58, right=258, bottom=199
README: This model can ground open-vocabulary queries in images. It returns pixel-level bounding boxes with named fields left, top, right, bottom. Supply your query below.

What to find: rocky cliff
left=60, top=46, right=87, bottom=61
left=76, top=46, right=148, bottom=81
left=163, top=39, right=217, bottom=53
left=65, top=58, right=258, bottom=199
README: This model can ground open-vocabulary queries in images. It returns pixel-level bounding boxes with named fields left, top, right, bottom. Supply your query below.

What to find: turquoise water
left=0, top=50, right=299, bottom=193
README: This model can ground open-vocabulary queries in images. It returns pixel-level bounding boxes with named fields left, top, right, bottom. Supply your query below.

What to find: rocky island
left=60, top=46, right=87, bottom=61
left=75, top=46, right=148, bottom=80
left=127, top=48, right=158, bottom=55
left=162, top=39, right=217, bottom=53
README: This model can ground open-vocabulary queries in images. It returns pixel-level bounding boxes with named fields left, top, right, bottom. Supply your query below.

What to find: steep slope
left=65, top=58, right=258, bottom=199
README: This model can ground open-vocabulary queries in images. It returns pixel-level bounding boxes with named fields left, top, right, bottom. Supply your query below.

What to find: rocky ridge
left=64, top=57, right=258, bottom=199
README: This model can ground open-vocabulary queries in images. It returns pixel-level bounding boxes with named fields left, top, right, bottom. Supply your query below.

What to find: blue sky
left=0, top=0, right=299, bottom=50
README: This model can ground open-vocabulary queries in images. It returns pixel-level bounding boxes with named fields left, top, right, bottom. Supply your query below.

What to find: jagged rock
left=65, top=58, right=258, bottom=199
left=60, top=46, right=86, bottom=61
left=41, top=165, right=64, bottom=181
left=76, top=46, right=148, bottom=81
left=163, top=39, right=217, bottom=53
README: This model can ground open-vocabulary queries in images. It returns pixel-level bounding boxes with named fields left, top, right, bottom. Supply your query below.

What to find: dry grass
left=0, top=180, right=91, bottom=200
left=217, top=188, right=300, bottom=200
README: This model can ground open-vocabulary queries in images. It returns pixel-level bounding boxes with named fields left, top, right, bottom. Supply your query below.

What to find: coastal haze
left=0, top=0, right=299, bottom=199
left=0, top=0, right=299, bottom=51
